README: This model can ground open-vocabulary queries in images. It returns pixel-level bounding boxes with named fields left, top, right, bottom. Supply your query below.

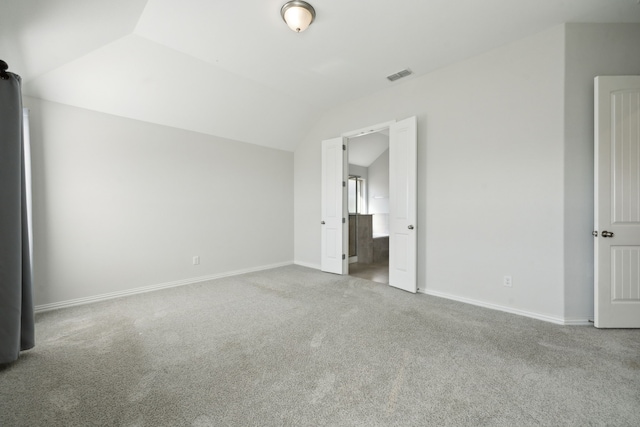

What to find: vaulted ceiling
left=2, top=0, right=639, bottom=151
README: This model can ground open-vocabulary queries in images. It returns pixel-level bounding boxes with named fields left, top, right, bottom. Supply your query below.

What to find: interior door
left=389, top=116, right=417, bottom=293
left=321, top=137, right=347, bottom=274
left=594, top=76, right=640, bottom=328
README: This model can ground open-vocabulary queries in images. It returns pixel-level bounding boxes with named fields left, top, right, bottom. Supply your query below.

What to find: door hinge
left=343, top=144, right=346, bottom=151
left=343, top=181, right=346, bottom=187
left=342, top=254, right=346, bottom=260
left=342, top=217, right=346, bottom=223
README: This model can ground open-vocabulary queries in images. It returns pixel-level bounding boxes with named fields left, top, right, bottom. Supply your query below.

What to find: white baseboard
left=422, top=289, right=590, bottom=326
left=293, top=260, right=321, bottom=270
left=35, top=261, right=294, bottom=313
left=562, top=318, right=593, bottom=326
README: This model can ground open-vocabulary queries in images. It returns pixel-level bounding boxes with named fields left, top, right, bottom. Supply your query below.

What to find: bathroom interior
left=347, top=130, right=389, bottom=284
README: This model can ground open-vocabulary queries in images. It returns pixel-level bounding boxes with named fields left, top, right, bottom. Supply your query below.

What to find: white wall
left=295, top=26, right=567, bottom=321
left=563, top=23, right=640, bottom=322
left=25, top=97, right=293, bottom=307
left=348, top=164, right=368, bottom=181
left=348, top=163, right=368, bottom=215
left=367, top=149, right=389, bottom=236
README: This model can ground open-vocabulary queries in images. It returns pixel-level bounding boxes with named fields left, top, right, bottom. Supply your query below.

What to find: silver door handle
left=602, top=230, right=614, bottom=238
left=408, top=225, right=414, bottom=230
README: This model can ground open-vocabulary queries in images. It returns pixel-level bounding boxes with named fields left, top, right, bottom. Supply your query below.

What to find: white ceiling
left=349, top=133, right=389, bottom=168
left=2, top=0, right=640, bottom=151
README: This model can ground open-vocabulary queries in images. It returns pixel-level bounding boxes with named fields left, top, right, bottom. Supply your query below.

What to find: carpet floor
left=1, top=265, right=639, bottom=426
left=349, top=261, right=389, bottom=284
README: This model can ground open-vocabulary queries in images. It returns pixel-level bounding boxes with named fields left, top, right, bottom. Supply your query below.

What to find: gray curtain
left=0, top=69, right=35, bottom=364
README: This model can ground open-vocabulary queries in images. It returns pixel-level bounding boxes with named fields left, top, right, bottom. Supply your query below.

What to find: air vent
left=386, top=68, right=412, bottom=82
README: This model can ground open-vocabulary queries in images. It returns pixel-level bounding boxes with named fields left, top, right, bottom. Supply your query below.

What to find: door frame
left=342, top=121, right=397, bottom=139
left=330, top=118, right=418, bottom=294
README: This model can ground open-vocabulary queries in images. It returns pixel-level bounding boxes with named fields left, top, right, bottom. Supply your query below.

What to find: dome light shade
left=281, top=1, right=315, bottom=33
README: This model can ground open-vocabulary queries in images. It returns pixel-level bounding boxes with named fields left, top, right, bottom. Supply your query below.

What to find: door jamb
left=342, top=120, right=396, bottom=138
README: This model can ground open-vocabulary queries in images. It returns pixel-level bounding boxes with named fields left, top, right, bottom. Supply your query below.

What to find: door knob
left=408, top=225, right=414, bottom=230
left=602, top=230, right=614, bottom=238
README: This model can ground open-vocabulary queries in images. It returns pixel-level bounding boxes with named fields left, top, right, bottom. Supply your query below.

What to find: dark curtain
left=0, top=68, right=35, bottom=364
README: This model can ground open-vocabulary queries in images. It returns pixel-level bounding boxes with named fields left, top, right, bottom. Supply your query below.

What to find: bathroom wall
left=367, top=148, right=389, bottom=236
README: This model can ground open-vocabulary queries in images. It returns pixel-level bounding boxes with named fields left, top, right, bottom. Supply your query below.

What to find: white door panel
left=321, top=137, right=347, bottom=274
left=389, top=116, right=417, bottom=293
left=595, top=76, right=640, bottom=328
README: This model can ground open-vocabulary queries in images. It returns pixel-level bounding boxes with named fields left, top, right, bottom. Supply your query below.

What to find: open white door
left=321, top=137, right=347, bottom=274
left=389, top=116, right=417, bottom=293
left=594, top=76, right=640, bottom=328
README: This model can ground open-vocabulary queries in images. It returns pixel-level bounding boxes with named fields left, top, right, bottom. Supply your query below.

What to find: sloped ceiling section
left=3, top=0, right=640, bottom=151
left=24, top=35, right=318, bottom=150
left=0, top=0, right=148, bottom=81
left=349, top=133, right=389, bottom=168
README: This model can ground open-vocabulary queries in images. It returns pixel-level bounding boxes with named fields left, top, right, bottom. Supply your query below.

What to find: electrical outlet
left=503, top=275, right=512, bottom=287
left=193, top=256, right=200, bottom=265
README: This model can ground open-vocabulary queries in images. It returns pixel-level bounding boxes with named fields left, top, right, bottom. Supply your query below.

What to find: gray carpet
left=1, top=265, right=639, bottom=426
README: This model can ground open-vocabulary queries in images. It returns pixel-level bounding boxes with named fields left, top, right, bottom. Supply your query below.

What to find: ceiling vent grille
left=386, top=69, right=412, bottom=82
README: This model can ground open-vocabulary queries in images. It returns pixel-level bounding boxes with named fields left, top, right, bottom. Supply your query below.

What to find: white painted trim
left=563, top=319, right=593, bottom=326
left=294, top=260, right=321, bottom=270
left=35, top=261, right=293, bottom=313
left=421, top=289, right=590, bottom=326
left=341, top=120, right=396, bottom=138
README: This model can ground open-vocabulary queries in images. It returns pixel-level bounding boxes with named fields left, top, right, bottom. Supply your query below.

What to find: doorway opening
left=320, top=116, right=416, bottom=292
left=347, top=130, right=389, bottom=284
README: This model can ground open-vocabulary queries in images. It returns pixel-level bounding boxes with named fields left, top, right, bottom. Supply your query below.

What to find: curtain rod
left=1, top=60, right=11, bottom=80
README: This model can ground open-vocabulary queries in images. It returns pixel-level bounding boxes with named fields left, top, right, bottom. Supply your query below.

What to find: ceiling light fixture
left=281, top=1, right=315, bottom=33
